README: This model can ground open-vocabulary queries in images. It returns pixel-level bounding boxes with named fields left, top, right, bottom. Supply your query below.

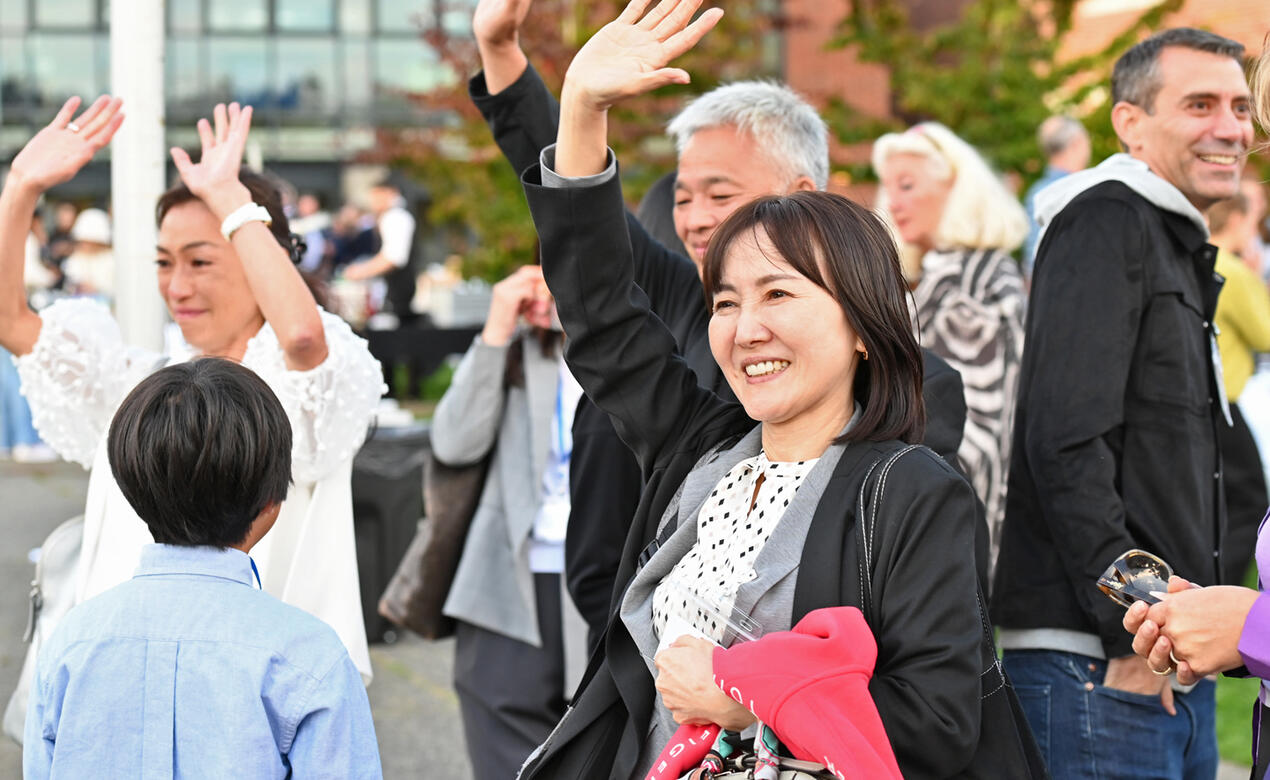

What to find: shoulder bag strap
left=856, top=444, right=922, bottom=624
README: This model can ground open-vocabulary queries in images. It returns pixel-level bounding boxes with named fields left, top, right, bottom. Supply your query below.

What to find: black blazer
left=520, top=164, right=983, bottom=780
left=471, top=65, right=982, bottom=614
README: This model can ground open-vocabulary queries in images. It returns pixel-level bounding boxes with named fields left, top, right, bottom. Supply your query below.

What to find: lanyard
left=554, top=374, right=572, bottom=465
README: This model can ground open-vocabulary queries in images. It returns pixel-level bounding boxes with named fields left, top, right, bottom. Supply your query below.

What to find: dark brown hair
left=107, top=358, right=292, bottom=548
left=701, top=191, right=925, bottom=444
left=156, top=170, right=327, bottom=306
left=157, top=170, right=294, bottom=252
left=1112, top=28, right=1245, bottom=112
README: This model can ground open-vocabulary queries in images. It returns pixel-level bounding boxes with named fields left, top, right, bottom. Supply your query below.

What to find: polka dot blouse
left=652, top=451, right=819, bottom=646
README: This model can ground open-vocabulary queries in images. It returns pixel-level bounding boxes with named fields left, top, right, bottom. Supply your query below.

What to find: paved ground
left=0, top=459, right=1252, bottom=780
left=0, top=459, right=472, bottom=780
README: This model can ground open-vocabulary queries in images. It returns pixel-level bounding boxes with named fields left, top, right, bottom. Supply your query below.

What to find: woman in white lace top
left=0, top=97, right=384, bottom=681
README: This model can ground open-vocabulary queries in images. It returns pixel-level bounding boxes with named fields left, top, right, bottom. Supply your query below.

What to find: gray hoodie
left=1032, top=153, right=1209, bottom=252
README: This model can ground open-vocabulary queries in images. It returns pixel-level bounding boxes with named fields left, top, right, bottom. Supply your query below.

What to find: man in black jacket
left=992, top=28, right=1253, bottom=779
left=470, top=0, right=974, bottom=650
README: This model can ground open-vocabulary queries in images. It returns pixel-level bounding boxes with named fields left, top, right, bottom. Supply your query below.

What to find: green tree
left=376, top=0, right=781, bottom=282
left=826, top=0, right=1185, bottom=186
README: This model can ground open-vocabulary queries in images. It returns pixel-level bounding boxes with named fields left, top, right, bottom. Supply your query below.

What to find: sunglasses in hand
left=1096, top=549, right=1173, bottom=609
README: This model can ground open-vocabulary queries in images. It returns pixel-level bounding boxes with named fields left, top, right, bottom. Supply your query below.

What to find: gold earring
left=861, top=347, right=869, bottom=361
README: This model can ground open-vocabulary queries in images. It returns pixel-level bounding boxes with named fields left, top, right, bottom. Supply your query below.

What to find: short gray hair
left=1037, top=115, right=1088, bottom=159
left=1112, top=28, right=1245, bottom=111
left=667, top=81, right=829, bottom=190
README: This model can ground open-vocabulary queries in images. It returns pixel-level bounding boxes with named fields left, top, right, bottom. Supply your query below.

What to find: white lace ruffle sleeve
left=15, top=298, right=165, bottom=469
left=241, top=309, right=385, bottom=484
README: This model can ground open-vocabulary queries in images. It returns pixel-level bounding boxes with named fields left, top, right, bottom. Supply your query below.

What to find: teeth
left=1200, top=154, right=1237, bottom=165
left=745, top=360, right=790, bottom=377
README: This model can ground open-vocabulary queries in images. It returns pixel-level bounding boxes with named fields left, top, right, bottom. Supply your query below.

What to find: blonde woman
left=873, top=122, right=1028, bottom=570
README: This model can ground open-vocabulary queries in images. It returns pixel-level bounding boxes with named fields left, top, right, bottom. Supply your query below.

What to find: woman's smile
left=743, top=359, right=790, bottom=379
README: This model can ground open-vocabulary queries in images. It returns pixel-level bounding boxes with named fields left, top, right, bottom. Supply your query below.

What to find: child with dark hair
left=23, top=358, right=382, bottom=779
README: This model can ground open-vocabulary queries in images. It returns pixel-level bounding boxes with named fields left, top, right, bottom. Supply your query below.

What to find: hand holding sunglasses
left=1097, top=549, right=1173, bottom=609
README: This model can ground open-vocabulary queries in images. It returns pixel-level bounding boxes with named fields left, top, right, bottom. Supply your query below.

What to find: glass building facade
left=0, top=0, right=473, bottom=192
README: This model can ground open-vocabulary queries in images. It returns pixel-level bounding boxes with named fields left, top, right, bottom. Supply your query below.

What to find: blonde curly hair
left=1254, top=44, right=1270, bottom=129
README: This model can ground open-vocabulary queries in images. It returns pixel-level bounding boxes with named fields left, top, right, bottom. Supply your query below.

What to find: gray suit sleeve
left=430, top=336, right=510, bottom=466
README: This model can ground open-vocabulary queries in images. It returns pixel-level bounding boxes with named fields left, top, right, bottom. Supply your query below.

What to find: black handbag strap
left=855, top=444, right=922, bottom=623
left=851, top=446, right=1050, bottom=779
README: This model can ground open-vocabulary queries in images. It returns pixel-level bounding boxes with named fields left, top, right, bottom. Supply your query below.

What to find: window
left=166, top=37, right=204, bottom=119
left=276, top=38, right=338, bottom=118
left=207, top=37, right=269, bottom=106
left=28, top=34, right=100, bottom=108
left=377, top=0, right=432, bottom=32
left=208, top=0, right=266, bottom=31
left=341, top=39, right=371, bottom=112
left=374, top=38, right=451, bottom=118
left=0, top=0, right=28, bottom=31
left=278, top=0, right=334, bottom=31
left=0, top=34, right=30, bottom=114
left=340, top=0, right=370, bottom=33
left=34, top=0, right=95, bottom=28
left=169, top=0, right=203, bottom=34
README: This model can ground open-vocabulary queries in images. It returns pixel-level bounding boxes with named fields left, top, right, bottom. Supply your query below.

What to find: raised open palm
left=9, top=96, right=124, bottom=193
left=565, top=0, right=723, bottom=111
left=170, top=102, right=253, bottom=208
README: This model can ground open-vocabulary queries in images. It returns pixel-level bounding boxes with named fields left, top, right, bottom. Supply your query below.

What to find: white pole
left=110, top=0, right=167, bottom=351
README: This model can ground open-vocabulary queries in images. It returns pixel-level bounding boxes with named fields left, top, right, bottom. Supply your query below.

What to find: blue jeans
left=1004, top=649, right=1217, bottom=780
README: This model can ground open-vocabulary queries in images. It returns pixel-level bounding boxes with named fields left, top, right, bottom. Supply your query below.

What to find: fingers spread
left=80, top=97, right=123, bottom=139
left=52, top=96, right=83, bottom=129
left=616, top=0, right=654, bottom=25
left=73, top=95, right=111, bottom=131
left=636, top=68, right=691, bottom=95
left=91, top=112, right=126, bottom=150
left=651, top=0, right=703, bottom=40
left=213, top=103, right=229, bottom=144
left=662, top=7, right=723, bottom=59
left=228, top=105, right=253, bottom=152
left=170, top=147, right=194, bottom=173
left=638, top=0, right=679, bottom=31
left=197, top=118, right=215, bottom=152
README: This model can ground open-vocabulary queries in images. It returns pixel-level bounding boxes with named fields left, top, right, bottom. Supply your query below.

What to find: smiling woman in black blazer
left=513, top=1, right=984, bottom=778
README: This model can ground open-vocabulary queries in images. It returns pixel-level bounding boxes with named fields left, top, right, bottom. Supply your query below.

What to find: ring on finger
left=67, top=122, right=80, bottom=133
left=1169, top=650, right=1181, bottom=666
left=1150, top=665, right=1173, bottom=676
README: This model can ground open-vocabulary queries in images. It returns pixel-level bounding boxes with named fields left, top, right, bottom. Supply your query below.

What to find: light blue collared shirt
left=24, top=544, right=382, bottom=779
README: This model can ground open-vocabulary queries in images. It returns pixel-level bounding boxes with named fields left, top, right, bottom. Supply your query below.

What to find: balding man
left=1022, top=115, right=1091, bottom=278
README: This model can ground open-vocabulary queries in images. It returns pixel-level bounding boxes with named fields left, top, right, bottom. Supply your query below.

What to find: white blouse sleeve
left=14, top=298, right=165, bottom=468
left=242, top=309, right=386, bottom=484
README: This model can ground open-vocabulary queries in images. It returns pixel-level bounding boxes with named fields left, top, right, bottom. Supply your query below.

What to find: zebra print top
left=912, top=247, right=1026, bottom=574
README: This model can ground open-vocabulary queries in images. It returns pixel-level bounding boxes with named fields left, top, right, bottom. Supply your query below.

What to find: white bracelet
left=220, top=202, right=273, bottom=241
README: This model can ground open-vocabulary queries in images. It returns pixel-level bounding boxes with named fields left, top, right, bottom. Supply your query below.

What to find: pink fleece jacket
left=644, top=607, right=901, bottom=780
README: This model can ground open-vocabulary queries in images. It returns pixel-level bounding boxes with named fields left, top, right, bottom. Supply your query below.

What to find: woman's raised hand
left=170, top=103, right=254, bottom=219
left=563, top=0, right=723, bottom=112
left=7, top=96, right=124, bottom=196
